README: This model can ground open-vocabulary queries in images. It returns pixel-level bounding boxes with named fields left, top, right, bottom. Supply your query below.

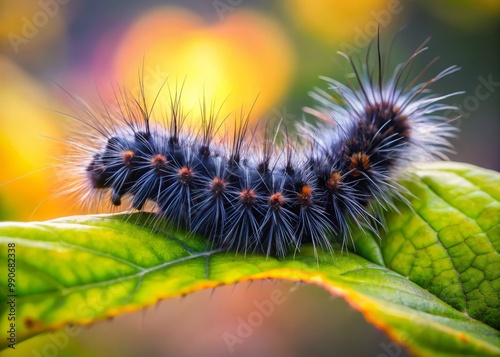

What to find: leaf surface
left=1, top=162, right=499, bottom=356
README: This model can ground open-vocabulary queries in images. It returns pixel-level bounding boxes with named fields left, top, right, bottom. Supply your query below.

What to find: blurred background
left=1, top=0, right=498, bottom=356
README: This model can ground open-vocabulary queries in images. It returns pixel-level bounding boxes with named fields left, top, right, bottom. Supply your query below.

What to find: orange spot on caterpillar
left=239, top=188, right=256, bottom=206
left=326, top=171, right=342, bottom=190
left=178, top=167, right=193, bottom=184
left=297, top=185, right=312, bottom=207
left=150, top=154, right=167, bottom=170
left=210, top=177, right=226, bottom=195
left=269, top=192, right=285, bottom=209
left=349, top=152, right=370, bottom=176
left=121, top=150, right=134, bottom=166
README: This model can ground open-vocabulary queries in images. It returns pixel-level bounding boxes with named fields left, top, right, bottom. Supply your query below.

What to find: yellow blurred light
left=111, top=7, right=295, bottom=132
left=286, top=0, right=394, bottom=44
left=0, top=0, right=69, bottom=60
left=0, top=56, right=80, bottom=220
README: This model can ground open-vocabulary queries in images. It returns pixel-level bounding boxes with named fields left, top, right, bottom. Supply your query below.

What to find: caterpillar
left=63, top=34, right=461, bottom=259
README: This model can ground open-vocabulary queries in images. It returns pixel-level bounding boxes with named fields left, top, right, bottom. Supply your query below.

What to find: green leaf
left=0, top=162, right=499, bottom=356
left=379, top=162, right=500, bottom=331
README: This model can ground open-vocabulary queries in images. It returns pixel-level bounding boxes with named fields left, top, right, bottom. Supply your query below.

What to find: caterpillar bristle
left=60, top=33, right=461, bottom=259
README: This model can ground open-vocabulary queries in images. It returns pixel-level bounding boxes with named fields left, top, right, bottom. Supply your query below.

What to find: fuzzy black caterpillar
left=66, top=35, right=461, bottom=258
